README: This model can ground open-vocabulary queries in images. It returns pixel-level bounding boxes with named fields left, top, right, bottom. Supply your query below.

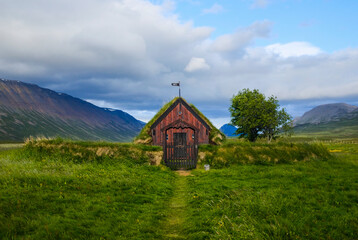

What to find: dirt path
left=163, top=171, right=190, bottom=239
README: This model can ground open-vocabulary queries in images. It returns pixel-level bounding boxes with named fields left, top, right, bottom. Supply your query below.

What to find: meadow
left=0, top=137, right=357, bottom=239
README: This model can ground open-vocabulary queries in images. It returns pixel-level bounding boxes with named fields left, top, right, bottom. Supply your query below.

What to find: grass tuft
left=199, top=141, right=332, bottom=168
left=21, top=137, right=162, bottom=165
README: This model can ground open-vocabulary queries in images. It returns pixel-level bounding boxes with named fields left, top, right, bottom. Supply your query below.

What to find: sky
left=1, top=0, right=358, bottom=127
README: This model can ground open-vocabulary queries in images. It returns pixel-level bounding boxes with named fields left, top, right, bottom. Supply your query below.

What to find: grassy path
left=163, top=172, right=189, bottom=239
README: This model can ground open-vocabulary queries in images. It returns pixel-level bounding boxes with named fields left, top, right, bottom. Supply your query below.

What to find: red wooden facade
left=150, top=98, right=211, bottom=147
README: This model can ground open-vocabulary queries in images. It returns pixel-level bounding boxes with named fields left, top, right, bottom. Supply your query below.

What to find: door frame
left=162, top=119, right=199, bottom=169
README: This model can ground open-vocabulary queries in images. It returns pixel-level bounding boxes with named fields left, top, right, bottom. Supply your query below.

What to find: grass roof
left=134, top=97, right=225, bottom=145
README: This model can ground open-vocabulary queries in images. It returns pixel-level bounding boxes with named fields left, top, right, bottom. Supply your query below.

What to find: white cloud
left=123, top=110, right=157, bottom=123
left=209, top=117, right=231, bottom=129
left=0, top=0, right=213, bottom=80
left=85, top=99, right=118, bottom=109
left=265, top=42, right=322, bottom=58
left=185, top=57, right=210, bottom=72
left=0, top=0, right=358, bottom=121
left=202, top=3, right=223, bottom=14
left=86, top=98, right=156, bottom=122
left=210, top=21, right=272, bottom=53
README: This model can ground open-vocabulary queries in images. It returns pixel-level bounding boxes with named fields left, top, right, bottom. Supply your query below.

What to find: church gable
left=134, top=97, right=225, bottom=145
left=150, top=98, right=210, bottom=146
left=150, top=98, right=210, bottom=131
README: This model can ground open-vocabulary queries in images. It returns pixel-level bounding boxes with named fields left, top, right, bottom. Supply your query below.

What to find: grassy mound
left=199, top=141, right=332, bottom=168
left=22, top=138, right=162, bottom=165
left=134, top=97, right=225, bottom=145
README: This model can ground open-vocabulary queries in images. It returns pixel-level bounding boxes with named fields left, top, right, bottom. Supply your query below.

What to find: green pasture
left=0, top=138, right=357, bottom=239
left=293, top=117, right=358, bottom=140
left=183, top=153, right=357, bottom=239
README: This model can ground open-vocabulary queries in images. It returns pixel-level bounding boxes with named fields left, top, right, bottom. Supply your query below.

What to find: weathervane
left=171, top=81, right=181, bottom=98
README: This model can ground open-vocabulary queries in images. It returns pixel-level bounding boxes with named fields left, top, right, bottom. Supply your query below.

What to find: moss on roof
left=134, top=97, right=226, bottom=145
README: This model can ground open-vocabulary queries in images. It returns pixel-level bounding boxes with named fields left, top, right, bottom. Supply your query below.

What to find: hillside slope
left=0, top=79, right=144, bottom=142
left=293, top=103, right=358, bottom=138
left=294, top=103, right=357, bottom=126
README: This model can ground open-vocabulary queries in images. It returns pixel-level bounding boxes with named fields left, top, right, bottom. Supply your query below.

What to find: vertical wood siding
left=152, top=102, right=209, bottom=146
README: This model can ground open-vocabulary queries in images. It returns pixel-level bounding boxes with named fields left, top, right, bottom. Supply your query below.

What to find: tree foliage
left=229, top=89, right=292, bottom=142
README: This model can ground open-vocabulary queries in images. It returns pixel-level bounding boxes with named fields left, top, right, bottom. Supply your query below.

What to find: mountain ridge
left=293, top=102, right=358, bottom=138
left=219, top=124, right=239, bottom=137
left=293, top=103, right=358, bottom=126
left=0, top=79, right=144, bottom=142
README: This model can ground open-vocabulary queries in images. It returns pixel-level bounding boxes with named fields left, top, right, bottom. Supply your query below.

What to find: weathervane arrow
left=171, top=81, right=181, bottom=98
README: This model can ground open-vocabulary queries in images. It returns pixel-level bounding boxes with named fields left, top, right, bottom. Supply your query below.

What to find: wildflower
left=218, top=221, right=224, bottom=227
left=329, top=149, right=342, bottom=153
left=193, top=193, right=199, bottom=199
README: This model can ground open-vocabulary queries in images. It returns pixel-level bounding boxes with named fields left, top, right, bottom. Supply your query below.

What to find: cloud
left=202, top=3, right=223, bottom=14
left=210, top=20, right=272, bottom=53
left=265, top=42, right=322, bottom=58
left=185, top=57, right=210, bottom=72
left=0, top=0, right=358, bottom=122
left=251, top=0, right=270, bottom=9
left=0, top=0, right=213, bottom=79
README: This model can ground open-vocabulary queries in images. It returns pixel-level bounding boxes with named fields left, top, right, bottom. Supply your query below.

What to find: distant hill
left=293, top=103, right=357, bottom=126
left=219, top=124, right=239, bottom=137
left=293, top=103, right=358, bottom=138
left=0, top=79, right=145, bottom=142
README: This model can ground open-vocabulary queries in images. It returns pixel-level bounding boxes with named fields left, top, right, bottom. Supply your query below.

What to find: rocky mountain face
left=0, top=79, right=145, bottom=142
left=293, top=103, right=358, bottom=126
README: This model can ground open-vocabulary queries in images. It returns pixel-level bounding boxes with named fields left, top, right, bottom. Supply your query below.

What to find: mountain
left=219, top=124, right=239, bottom=137
left=293, top=103, right=358, bottom=138
left=0, top=79, right=145, bottom=142
left=293, top=103, right=358, bottom=126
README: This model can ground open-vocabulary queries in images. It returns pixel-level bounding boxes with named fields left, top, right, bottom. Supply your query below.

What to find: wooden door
left=164, top=128, right=198, bottom=170
left=173, top=132, right=186, bottom=159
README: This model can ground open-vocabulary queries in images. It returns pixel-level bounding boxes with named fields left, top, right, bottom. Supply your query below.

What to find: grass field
left=293, top=116, right=358, bottom=140
left=0, top=138, right=357, bottom=239
left=0, top=140, right=174, bottom=239
left=183, top=154, right=357, bottom=239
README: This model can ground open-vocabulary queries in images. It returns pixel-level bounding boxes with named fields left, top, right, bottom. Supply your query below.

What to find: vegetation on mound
left=199, top=141, right=331, bottom=168
left=23, top=137, right=161, bottom=165
left=135, top=98, right=179, bottom=144
left=134, top=97, right=225, bottom=145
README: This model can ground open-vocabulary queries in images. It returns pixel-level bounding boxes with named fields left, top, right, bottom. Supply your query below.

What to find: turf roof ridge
left=134, top=97, right=225, bottom=144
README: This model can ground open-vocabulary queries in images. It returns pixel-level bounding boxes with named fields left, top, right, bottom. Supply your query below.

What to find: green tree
left=229, top=89, right=292, bottom=142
